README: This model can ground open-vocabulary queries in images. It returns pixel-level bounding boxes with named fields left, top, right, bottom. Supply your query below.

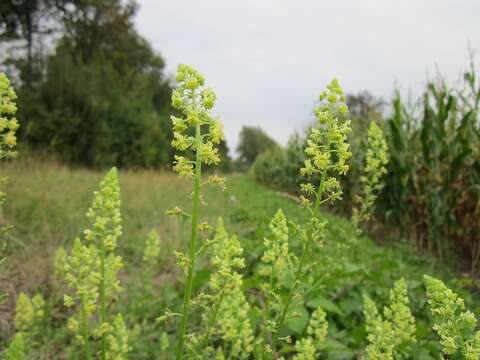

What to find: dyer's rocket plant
left=169, top=64, right=225, bottom=359
left=61, top=168, right=127, bottom=359
left=363, top=278, right=416, bottom=359
left=0, top=72, right=25, bottom=358
left=189, top=218, right=254, bottom=358
left=267, top=79, right=351, bottom=355
left=292, top=306, right=328, bottom=359
left=0, top=72, right=19, bottom=305
left=351, top=121, right=389, bottom=231
left=424, top=275, right=480, bottom=358
left=6, top=292, right=46, bottom=358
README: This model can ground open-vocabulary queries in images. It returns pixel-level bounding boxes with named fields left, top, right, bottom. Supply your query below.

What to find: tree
left=14, top=0, right=175, bottom=168
left=236, top=126, right=278, bottom=169
left=0, top=0, right=58, bottom=83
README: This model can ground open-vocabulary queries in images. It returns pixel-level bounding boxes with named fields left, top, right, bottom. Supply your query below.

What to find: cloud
left=135, top=0, right=480, bottom=152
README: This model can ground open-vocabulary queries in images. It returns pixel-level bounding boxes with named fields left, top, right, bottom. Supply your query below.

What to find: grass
left=1, top=158, right=479, bottom=358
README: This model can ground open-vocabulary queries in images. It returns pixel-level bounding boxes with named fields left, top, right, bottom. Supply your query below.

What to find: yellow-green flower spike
left=106, top=314, right=130, bottom=360
left=424, top=275, right=480, bottom=358
left=5, top=332, right=28, bottom=360
left=260, top=209, right=293, bottom=280
left=384, top=278, right=416, bottom=359
left=143, top=228, right=161, bottom=270
left=171, top=64, right=224, bottom=176
left=351, top=122, right=389, bottom=231
left=173, top=65, right=226, bottom=359
left=293, top=306, right=328, bottom=359
left=0, top=72, right=19, bottom=160
left=62, top=168, right=125, bottom=359
left=14, top=293, right=35, bottom=333
left=363, top=278, right=415, bottom=359
left=300, top=79, right=352, bottom=210
left=197, top=219, right=254, bottom=358
left=12, top=292, right=45, bottom=348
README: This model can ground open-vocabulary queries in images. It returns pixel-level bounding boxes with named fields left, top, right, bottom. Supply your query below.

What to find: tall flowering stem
left=271, top=79, right=351, bottom=354
left=62, top=168, right=125, bottom=359
left=170, top=64, right=224, bottom=359
left=0, top=72, right=19, bottom=305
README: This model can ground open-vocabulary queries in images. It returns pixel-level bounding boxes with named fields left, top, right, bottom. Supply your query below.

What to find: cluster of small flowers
left=0, top=72, right=19, bottom=278
left=106, top=314, right=130, bottom=360
left=4, top=331, right=27, bottom=360
left=0, top=72, right=20, bottom=160
left=363, top=278, right=416, bottom=359
left=258, top=209, right=293, bottom=340
left=196, top=219, right=254, bottom=358
left=61, top=168, right=127, bottom=357
left=143, top=228, right=161, bottom=271
left=172, top=64, right=228, bottom=358
left=171, top=64, right=225, bottom=181
left=352, top=122, right=389, bottom=230
left=259, top=209, right=294, bottom=281
left=424, top=275, right=480, bottom=358
left=6, top=292, right=46, bottom=357
left=292, top=306, right=328, bottom=359
left=300, top=79, right=352, bottom=208
left=14, top=292, right=45, bottom=339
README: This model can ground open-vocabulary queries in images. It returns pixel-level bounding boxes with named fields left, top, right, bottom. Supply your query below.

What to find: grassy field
left=1, top=159, right=479, bottom=358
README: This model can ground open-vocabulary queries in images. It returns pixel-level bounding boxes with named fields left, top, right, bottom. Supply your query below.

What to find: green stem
left=176, top=122, right=202, bottom=359
left=314, top=136, right=331, bottom=211
left=202, top=288, right=226, bottom=348
left=271, top=239, right=311, bottom=356
left=81, top=295, right=92, bottom=360
left=272, top=139, right=330, bottom=356
left=99, top=232, right=108, bottom=360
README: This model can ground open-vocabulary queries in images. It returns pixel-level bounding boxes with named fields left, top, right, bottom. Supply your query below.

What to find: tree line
left=0, top=0, right=232, bottom=168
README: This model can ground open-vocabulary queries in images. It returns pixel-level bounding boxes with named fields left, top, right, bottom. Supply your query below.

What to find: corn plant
left=381, top=63, right=480, bottom=263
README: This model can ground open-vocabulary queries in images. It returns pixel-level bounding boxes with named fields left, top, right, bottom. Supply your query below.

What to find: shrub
left=237, top=126, right=279, bottom=170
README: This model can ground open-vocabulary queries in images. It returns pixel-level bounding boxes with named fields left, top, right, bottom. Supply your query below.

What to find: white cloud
left=135, top=0, right=480, bottom=152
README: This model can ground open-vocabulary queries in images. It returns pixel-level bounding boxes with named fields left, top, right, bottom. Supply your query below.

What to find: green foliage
left=19, top=49, right=173, bottom=168
left=5, top=65, right=480, bottom=360
left=380, top=62, right=480, bottom=264
left=237, top=126, right=279, bottom=169
left=3, top=157, right=480, bottom=359
left=1, top=0, right=176, bottom=169
left=249, top=134, right=306, bottom=192
left=251, top=61, right=480, bottom=269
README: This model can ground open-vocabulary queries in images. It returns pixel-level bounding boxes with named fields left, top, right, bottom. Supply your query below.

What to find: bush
left=236, top=126, right=278, bottom=170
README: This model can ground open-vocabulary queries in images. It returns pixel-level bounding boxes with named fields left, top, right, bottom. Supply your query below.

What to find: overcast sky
left=135, top=0, right=480, bottom=152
